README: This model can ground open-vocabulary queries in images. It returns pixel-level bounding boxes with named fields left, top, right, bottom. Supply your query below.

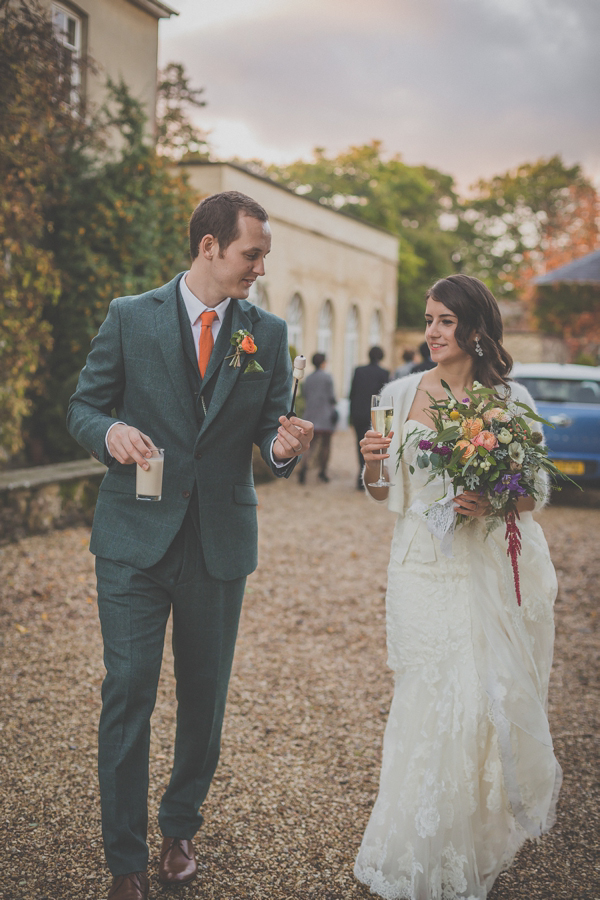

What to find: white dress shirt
left=106, top=273, right=287, bottom=466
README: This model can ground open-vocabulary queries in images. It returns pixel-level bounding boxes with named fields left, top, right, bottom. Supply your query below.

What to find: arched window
left=369, top=309, right=382, bottom=348
left=248, top=280, right=269, bottom=311
left=286, top=293, right=304, bottom=352
left=344, top=305, right=360, bottom=396
left=317, top=300, right=334, bottom=361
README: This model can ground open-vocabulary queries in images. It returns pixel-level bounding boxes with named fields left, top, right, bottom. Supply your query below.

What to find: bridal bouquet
left=397, top=380, right=570, bottom=605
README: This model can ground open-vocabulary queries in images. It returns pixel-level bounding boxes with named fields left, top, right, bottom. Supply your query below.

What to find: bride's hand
left=360, top=429, right=394, bottom=463
left=454, top=490, right=491, bottom=518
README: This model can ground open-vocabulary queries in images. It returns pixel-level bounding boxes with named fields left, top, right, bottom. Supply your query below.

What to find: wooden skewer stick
left=287, top=355, right=306, bottom=418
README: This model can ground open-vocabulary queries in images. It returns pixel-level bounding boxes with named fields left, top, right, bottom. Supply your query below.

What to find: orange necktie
left=198, top=309, right=218, bottom=377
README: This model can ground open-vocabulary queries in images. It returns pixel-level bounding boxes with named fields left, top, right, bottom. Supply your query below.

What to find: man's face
left=212, top=214, right=271, bottom=300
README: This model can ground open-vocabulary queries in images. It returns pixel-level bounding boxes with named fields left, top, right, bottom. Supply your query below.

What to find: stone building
left=40, top=0, right=177, bottom=134
left=181, top=162, right=400, bottom=400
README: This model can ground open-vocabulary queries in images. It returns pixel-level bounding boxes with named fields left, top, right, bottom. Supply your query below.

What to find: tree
left=534, top=282, right=600, bottom=363
left=457, top=156, right=600, bottom=302
left=0, top=0, right=204, bottom=465
left=263, top=142, right=461, bottom=326
left=28, top=80, right=196, bottom=461
left=0, top=0, right=87, bottom=462
left=156, top=62, right=209, bottom=161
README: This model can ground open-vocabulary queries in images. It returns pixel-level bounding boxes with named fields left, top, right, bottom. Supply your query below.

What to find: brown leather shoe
left=158, top=837, right=197, bottom=885
left=108, top=872, right=149, bottom=900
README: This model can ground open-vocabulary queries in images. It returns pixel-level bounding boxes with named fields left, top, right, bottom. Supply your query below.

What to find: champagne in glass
left=368, top=395, right=394, bottom=487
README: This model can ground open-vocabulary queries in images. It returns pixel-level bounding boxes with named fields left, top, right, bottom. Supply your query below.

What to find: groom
left=67, top=191, right=313, bottom=900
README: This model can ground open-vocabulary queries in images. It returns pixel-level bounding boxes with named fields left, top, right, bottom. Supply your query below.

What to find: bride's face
left=425, top=296, right=469, bottom=366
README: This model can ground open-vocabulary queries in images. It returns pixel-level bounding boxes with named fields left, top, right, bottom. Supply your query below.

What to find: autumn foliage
left=0, top=0, right=65, bottom=460
left=0, top=0, right=196, bottom=465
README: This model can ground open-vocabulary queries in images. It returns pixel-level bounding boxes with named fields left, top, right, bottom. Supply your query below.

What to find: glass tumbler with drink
left=368, top=395, right=394, bottom=487
left=136, top=448, right=165, bottom=501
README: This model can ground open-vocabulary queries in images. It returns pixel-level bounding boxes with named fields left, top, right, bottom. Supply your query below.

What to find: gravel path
left=1, top=430, right=598, bottom=900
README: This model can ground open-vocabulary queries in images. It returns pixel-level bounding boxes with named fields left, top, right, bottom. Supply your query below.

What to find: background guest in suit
left=297, top=352, right=337, bottom=484
left=411, top=339, right=436, bottom=372
left=393, top=348, right=416, bottom=378
left=349, top=346, right=389, bottom=490
left=67, top=192, right=314, bottom=900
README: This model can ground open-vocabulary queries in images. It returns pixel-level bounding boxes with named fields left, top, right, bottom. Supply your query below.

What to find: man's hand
left=273, top=416, right=314, bottom=461
left=107, top=424, right=157, bottom=469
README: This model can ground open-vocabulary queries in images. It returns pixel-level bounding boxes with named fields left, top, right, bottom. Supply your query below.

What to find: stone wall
left=0, top=460, right=105, bottom=544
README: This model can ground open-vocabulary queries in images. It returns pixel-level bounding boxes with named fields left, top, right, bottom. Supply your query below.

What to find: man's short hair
left=369, top=346, right=384, bottom=364
left=189, top=191, right=269, bottom=260
left=312, top=352, right=326, bottom=368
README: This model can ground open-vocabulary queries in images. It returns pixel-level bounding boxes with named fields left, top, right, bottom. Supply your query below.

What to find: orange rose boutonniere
left=240, top=335, right=256, bottom=354
left=226, top=329, right=264, bottom=373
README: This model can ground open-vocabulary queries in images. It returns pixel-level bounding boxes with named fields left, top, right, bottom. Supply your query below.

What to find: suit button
left=194, top=450, right=202, bottom=460
left=182, top=490, right=190, bottom=498
left=92, top=450, right=99, bottom=460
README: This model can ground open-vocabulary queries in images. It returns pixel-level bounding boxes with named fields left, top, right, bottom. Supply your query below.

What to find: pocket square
left=244, top=361, right=265, bottom=374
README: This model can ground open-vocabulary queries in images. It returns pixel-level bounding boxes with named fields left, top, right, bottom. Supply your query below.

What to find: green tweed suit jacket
left=67, top=273, right=295, bottom=581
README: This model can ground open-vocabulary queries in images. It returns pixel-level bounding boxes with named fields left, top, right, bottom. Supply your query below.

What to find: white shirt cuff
left=105, top=421, right=126, bottom=454
left=270, top=437, right=291, bottom=468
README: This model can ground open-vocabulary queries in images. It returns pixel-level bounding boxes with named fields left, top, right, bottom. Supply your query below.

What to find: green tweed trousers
left=95, top=510, right=246, bottom=876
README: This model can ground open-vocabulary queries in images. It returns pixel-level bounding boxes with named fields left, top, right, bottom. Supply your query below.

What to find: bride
left=354, top=275, right=561, bottom=900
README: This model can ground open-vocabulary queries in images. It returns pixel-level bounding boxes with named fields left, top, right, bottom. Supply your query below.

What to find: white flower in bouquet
left=508, top=442, right=525, bottom=465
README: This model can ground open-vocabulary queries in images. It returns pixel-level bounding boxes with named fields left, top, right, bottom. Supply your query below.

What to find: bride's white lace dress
left=354, top=382, right=561, bottom=900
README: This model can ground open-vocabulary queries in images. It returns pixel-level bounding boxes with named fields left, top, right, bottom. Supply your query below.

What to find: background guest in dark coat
left=349, top=346, right=389, bottom=490
left=298, top=353, right=337, bottom=484
left=411, top=340, right=436, bottom=373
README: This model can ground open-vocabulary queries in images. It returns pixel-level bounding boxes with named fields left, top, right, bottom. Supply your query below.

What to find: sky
left=158, top=0, right=600, bottom=192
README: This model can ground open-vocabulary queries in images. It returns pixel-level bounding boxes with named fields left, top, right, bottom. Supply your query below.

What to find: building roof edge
left=179, top=160, right=399, bottom=240
left=533, top=249, right=600, bottom=285
left=125, top=0, right=178, bottom=19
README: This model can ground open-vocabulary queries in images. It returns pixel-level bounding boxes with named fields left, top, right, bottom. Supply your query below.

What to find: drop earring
left=475, top=336, right=484, bottom=357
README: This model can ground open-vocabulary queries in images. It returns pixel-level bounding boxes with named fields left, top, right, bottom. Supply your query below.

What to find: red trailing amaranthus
left=505, top=510, right=522, bottom=605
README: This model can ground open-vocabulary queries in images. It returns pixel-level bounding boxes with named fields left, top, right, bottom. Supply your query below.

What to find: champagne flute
left=368, top=395, right=394, bottom=487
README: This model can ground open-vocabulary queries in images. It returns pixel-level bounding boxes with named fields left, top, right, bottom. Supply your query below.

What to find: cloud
left=160, top=0, right=600, bottom=186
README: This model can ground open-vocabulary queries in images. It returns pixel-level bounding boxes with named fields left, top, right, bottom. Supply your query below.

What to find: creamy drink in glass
left=136, top=448, right=164, bottom=501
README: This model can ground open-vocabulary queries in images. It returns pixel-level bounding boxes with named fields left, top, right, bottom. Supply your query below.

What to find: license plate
left=552, top=459, right=585, bottom=475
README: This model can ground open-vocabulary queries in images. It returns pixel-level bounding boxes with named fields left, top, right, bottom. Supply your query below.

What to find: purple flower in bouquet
left=433, top=445, right=452, bottom=457
left=419, top=439, right=433, bottom=451
left=494, top=473, right=527, bottom=496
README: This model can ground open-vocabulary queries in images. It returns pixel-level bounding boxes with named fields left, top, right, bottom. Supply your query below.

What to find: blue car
left=511, top=363, right=600, bottom=482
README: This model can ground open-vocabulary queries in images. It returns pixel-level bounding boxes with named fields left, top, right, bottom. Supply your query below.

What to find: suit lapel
left=198, top=300, right=258, bottom=439
left=154, top=275, right=197, bottom=426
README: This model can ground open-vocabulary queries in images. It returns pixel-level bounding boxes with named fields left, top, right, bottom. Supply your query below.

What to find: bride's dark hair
left=425, top=274, right=513, bottom=389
